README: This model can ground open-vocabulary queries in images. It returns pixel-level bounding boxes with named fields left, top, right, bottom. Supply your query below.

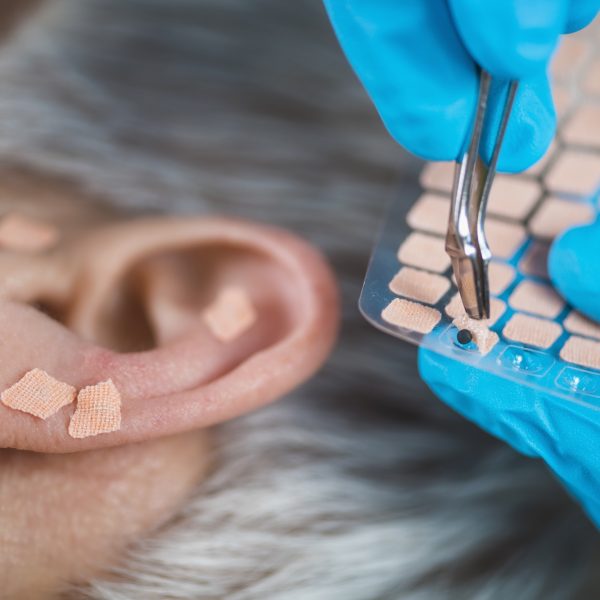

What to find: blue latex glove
left=323, top=0, right=599, bottom=171
left=419, top=214, right=600, bottom=526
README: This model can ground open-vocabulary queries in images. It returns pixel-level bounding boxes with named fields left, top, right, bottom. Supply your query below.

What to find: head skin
left=0, top=166, right=339, bottom=599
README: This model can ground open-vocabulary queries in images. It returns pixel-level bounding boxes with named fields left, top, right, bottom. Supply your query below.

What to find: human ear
left=0, top=215, right=339, bottom=452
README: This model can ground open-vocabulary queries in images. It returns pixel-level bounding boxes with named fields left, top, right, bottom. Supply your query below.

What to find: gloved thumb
left=549, top=212, right=600, bottom=323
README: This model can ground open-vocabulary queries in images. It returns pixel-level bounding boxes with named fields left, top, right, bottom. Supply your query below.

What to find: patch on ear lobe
left=0, top=213, right=60, bottom=252
left=69, top=380, right=122, bottom=439
left=1, top=368, right=76, bottom=419
left=203, top=286, right=257, bottom=342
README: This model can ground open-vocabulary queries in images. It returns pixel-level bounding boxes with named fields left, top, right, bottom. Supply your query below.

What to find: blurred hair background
left=1, top=1, right=599, bottom=598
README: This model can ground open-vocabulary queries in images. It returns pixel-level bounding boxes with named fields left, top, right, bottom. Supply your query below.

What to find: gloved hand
left=323, top=0, right=599, bottom=171
left=419, top=215, right=600, bottom=526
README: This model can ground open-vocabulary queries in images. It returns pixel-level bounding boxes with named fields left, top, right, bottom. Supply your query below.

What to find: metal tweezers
left=445, top=71, right=518, bottom=320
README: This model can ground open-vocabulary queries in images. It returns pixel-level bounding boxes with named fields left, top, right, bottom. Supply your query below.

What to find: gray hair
left=0, top=1, right=597, bottom=598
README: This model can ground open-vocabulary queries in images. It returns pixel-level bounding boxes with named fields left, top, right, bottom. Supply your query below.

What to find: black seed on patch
left=457, top=329, right=473, bottom=345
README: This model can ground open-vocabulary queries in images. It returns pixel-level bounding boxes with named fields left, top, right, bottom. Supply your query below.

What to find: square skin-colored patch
left=0, top=213, right=60, bottom=253
left=1, top=368, right=76, bottom=419
left=68, top=379, right=122, bottom=439
left=203, top=286, right=257, bottom=342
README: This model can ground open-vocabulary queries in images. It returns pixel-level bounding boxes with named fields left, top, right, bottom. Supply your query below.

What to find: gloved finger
left=564, top=0, right=600, bottom=33
left=418, top=345, right=600, bottom=527
left=549, top=214, right=600, bottom=322
left=322, top=0, right=477, bottom=161
left=448, top=0, right=568, bottom=79
left=481, top=73, right=556, bottom=172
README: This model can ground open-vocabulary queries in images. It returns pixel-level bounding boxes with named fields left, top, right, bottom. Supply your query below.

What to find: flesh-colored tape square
left=68, top=379, right=122, bottom=439
left=508, top=280, right=564, bottom=319
left=445, top=293, right=506, bottom=326
left=0, top=213, right=60, bottom=253
left=203, top=286, right=257, bottom=342
left=389, top=267, right=450, bottom=305
left=563, top=311, right=600, bottom=341
left=397, top=232, right=450, bottom=273
left=488, top=262, right=515, bottom=295
left=452, top=315, right=499, bottom=356
left=485, top=219, right=526, bottom=259
left=562, top=105, right=600, bottom=148
left=560, top=336, right=600, bottom=371
left=1, top=368, right=76, bottom=419
left=419, top=161, right=454, bottom=193
left=546, top=150, right=600, bottom=197
left=487, top=176, right=540, bottom=221
left=528, top=197, right=594, bottom=240
left=406, top=194, right=449, bottom=235
left=381, top=298, right=441, bottom=334
left=502, top=313, right=562, bottom=349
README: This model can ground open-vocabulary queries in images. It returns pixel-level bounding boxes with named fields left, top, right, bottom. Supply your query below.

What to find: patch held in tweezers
left=546, top=150, right=600, bottom=197
left=406, top=193, right=449, bottom=235
left=68, top=379, right=122, bottom=439
left=502, top=313, right=562, bottom=349
left=518, top=242, right=550, bottom=279
left=389, top=267, right=450, bottom=305
left=564, top=311, right=600, bottom=341
left=1, top=368, right=76, bottom=419
left=508, top=280, right=564, bottom=319
left=397, top=231, right=450, bottom=273
left=560, top=336, right=600, bottom=371
left=485, top=219, right=526, bottom=259
left=528, top=197, right=594, bottom=240
left=203, top=286, right=257, bottom=342
left=452, top=314, right=499, bottom=356
left=0, top=213, right=60, bottom=253
left=487, top=176, right=540, bottom=221
left=381, top=298, right=441, bottom=334
left=445, top=293, right=506, bottom=326
left=419, top=161, right=453, bottom=193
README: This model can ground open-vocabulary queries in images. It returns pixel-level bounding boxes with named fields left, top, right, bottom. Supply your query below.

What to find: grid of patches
left=360, top=22, right=600, bottom=399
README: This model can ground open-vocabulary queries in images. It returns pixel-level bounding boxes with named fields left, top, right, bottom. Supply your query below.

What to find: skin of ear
left=0, top=168, right=339, bottom=598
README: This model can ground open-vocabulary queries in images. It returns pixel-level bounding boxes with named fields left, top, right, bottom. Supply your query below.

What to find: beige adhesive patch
left=0, top=213, right=60, bottom=253
left=562, top=104, right=600, bottom=148
left=528, top=197, right=594, bottom=239
left=389, top=267, right=450, bottom=304
left=583, top=61, right=600, bottom=97
left=518, top=242, right=550, bottom=279
left=488, top=261, right=515, bottom=295
left=553, top=85, right=573, bottom=119
left=560, top=336, right=600, bottom=371
left=552, top=36, right=589, bottom=80
left=546, top=150, right=600, bottom=197
left=419, top=161, right=454, bottom=193
left=202, top=286, right=257, bottom=342
left=564, top=311, right=600, bottom=341
left=503, top=313, right=562, bottom=349
left=381, top=298, right=441, bottom=334
left=487, top=176, right=540, bottom=221
left=1, top=368, right=76, bottom=419
left=406, top=193, right=449, bottom=235
left=509, top=280, right=565, bottom=318
left=485, top=219, right=526, bottom=259
left=397, top=231, right=450, bottom=273
left=445, top=293, right=506, bottom=326
left=452, top=314, right=499, bottom=356
left=68, top=379, right=122, bottom=439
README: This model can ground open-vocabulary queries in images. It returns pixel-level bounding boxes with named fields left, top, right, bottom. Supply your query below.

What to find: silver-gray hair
left=0, top=1, right=597, bottom=598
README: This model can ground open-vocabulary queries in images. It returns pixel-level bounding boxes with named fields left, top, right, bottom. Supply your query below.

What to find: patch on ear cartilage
left=0, top=213, right=59, bottom=252
left=1, top=368, right=76, bottom=419
left=203, top=286, right=257, bottom=342
left=451, top=315, right=499, bottom=356
left=68, top=379, right=122, bottom=439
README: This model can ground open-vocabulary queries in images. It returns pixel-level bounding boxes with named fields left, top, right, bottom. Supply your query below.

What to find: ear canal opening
left=62, top=242, right=299, bottom=356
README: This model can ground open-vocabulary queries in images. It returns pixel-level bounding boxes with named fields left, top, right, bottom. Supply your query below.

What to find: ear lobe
left=0, top=217, right=339, bottom=452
